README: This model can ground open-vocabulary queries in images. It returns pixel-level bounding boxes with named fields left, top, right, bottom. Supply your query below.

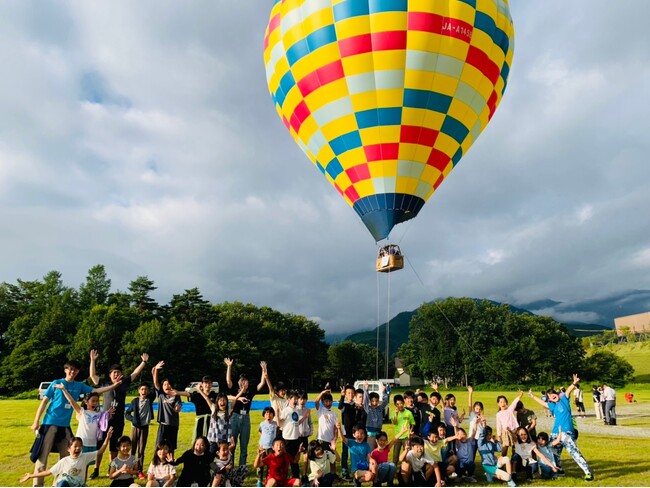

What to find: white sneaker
left=449, top=472, right=458, bottom=479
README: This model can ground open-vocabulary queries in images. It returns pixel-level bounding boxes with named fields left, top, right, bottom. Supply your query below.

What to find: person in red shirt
left=254, top=438, right=301, bottom=487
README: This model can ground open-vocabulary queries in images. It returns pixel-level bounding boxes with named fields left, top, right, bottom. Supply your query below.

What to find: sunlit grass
left=2, top=388, right=649, bottom=486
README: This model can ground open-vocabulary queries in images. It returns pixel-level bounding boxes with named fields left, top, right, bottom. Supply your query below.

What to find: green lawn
left=2, top=388, right=649, bottom=486
left=594, top=341, right=650, bottom=382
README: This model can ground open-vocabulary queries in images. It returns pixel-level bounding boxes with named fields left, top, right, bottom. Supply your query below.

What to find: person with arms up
left=152, top=361, right=183, bottom=456
left=28, top=353, right=121, bottom=487
left=21, top=429, right=113, bottom=487
left=528, top=374, right=594, bottom=482
left=88, top=349, right=150, bottom=480
left=224, top=357, right=267, bottom=466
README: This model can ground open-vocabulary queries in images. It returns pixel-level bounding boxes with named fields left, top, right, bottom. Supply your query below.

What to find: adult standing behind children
left=88, top=349, right=150, bottom=480
left=591, top=386, right=603, bottom=420
left=573, top=384, right=586, bottom=418
left=528, top=374, right=594, bottom=482
left=28, top=354, right=121, bottom=487
left=224, top=357, right=266, bottom=467
left=602, top=383, right=617, bottom=426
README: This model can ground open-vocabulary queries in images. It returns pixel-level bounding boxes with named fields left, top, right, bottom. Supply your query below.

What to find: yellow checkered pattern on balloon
left=264, top=0, right=515, bottom=241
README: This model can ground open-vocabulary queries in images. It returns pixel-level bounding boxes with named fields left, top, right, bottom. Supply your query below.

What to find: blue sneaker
left=507, top=480, right=517, bottom=487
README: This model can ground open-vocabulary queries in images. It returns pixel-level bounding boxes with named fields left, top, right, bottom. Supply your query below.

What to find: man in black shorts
left=88, top=349, right=149, bottom=479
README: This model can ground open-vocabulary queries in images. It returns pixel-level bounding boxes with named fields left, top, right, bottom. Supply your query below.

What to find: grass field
left=591, top=341, right=650, bottom=382
left=1, top=387, right=649, bottom=487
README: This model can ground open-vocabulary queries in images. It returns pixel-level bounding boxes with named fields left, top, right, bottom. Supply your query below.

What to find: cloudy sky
left=1, top=2, right=649, bottom=334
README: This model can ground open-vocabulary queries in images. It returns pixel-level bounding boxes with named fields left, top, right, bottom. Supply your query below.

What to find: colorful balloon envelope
left=263, top=0, right=515, bottom=241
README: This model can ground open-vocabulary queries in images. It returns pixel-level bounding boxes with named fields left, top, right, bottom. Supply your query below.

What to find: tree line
left=396, top=298, right=635, bottom=388
left=0, top=267, right=634, bottom=395
left=0, top=265, right=330, bottom=395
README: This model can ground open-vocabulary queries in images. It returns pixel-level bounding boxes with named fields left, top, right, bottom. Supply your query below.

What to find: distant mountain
left=343, top=291, right=650, bottom=351
left=345, top=310, right=417, bottom=353
left=517, top=289, right=650, bottom=327
left=324, top=332, right=351, bottom=345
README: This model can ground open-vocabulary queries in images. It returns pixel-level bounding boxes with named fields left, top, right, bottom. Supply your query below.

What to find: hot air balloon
left=263, top=0, right=515, bottom=242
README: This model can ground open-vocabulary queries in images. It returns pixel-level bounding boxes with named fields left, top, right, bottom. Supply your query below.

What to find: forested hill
left=344, top=298, right=612, bottom=351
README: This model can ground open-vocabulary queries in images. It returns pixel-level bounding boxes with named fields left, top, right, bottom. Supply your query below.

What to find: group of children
left=23, top=353, right=589, bottom=487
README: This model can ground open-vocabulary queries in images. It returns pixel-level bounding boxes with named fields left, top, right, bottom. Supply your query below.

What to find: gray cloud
left=1, top=1, right=649, bottom=333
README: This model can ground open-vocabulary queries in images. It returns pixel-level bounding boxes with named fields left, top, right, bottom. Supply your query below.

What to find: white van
left=354, top=380, right=391, bottom=422
left=37, top=382, right=51, bottom=400
left=184, top=381, right=219, bottom=395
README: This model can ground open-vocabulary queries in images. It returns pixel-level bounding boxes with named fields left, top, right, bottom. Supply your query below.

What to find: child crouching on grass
left=109, top=436, right=140, bottom=487
left=535, top=432, right=561, bottom=480
left=512, top=427, right=557, bottom=481
left=338, top=423, right=374, bottom=486
left=398, top=436, right=437, bottom=486
left=20, top=428, right=113, bottom=486
left=477, top=426, right=516, bottom=487
left=254, top=437, right=301, bottom=487
left=307, top=439, right=338, bottom=487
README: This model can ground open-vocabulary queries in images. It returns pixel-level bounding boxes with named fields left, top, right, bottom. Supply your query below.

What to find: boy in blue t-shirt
left=338, top=423, right=373, bottom=486
left=29, top=355, right=120, bottom=487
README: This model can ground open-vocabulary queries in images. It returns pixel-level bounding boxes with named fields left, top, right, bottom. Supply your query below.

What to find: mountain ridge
left=324, top=290, right=650, bottom=347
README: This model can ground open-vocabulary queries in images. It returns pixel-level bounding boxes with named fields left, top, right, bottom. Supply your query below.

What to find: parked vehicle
left=184, top=381, right=219, bottom=395
left=354, top=380, right=391, bottom=422
left=37, top=382, right=51, bottom=400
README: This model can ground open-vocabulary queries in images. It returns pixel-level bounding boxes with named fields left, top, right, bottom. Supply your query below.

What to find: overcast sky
left=1, top=2, right=649, bottom=334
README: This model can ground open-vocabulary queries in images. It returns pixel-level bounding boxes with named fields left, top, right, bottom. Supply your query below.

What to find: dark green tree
left=583, top=350, right=634, bottom=387
left=323, top=340, right=379, bottom=384
left=128, top=276, right=159, bottom=318
left=79, top=265, right=112, bottom=309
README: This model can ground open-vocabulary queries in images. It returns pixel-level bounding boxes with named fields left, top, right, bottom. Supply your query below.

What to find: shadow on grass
left=464, top=458, right=650, bottom=487
left=586, top=458, right=650, bottom=481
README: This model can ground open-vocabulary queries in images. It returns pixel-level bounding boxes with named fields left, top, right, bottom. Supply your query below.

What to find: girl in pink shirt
left=495, top=390, right=524, bottom=456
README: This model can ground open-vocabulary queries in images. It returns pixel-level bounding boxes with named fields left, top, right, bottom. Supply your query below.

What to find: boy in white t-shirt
left=314, top=388, right=338, bottom=475
left=399, top=436, right=436, bottom=486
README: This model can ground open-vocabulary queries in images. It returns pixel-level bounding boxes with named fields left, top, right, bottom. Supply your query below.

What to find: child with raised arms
left=370, top=424, right=409, bottom=486
left=198, top=383, right=246, bottom=455
left=53, top=384, right=113, bottom=459
left=496, top=390, right=524, bottom=457
left=20, top=428, right=113, bottom=486
left=339, top=385, right=367, bottom=481
left=337, top=423, right=374, bottom=487
left=363, top=382, right=389, bottom=450
left=151, top=361, right=183, bottom=455
left=211, top=440, right=248, bottom=487
left=307, top=439, right=339, bottom=487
